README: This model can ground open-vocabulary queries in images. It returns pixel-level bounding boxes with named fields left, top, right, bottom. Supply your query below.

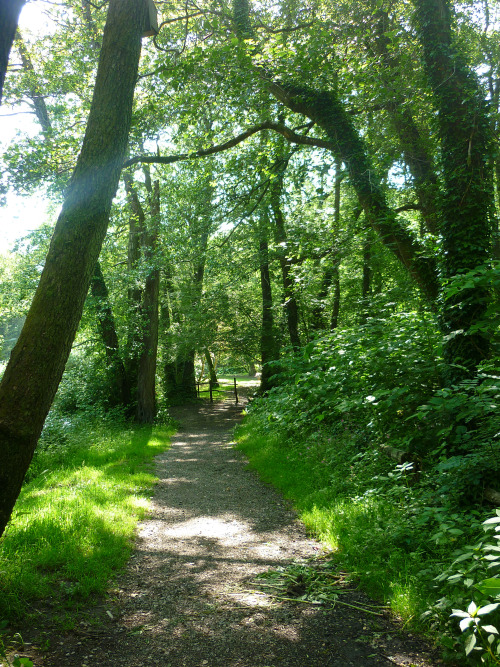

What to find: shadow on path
left=38, top=399, right=443, bottom=667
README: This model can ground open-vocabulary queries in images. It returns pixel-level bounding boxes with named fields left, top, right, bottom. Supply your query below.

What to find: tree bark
left=370, top=11, right=439, bottom=236
left=0, top=0, right=144, bottom=538
left=136, top=178, right=161, bottom=423
left=258, top=215, right=280, bottom=393
left=413, top=0, right=494, bottom=380
left=204, top=349, right=219, bottom=387
left=269, top=82, right=439, bottom=303
left=90, top=261, right=130, bottom=408
left=270, top=159, right=301, bottom=348
left=123, top=171, right=146, bottom=400
left=0, top=0, right=25, bottom=104
left=312, top=158, right=343, bottom=331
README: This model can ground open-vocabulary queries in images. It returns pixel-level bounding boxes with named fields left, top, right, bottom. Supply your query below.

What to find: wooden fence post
left=234, top=376, right=238, bottom=404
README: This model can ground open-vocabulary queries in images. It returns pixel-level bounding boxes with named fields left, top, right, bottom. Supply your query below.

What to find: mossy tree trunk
left=0, top=0, right=145, bottom=539
left=231, top=0, right=439, bottom=305
left=371, top=10, right=439, bottom=237
left=90, top=261, right=131, bottom=408
left=413, top=0, right=494, bottom=381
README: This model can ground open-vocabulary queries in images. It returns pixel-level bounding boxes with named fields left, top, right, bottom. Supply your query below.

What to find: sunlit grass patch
left=234, top=416, right=429, bottom=627
left=0, top=421, right=172, bottom=621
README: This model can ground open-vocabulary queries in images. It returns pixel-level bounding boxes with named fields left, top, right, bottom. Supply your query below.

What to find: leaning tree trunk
left=0, top=0, right=25, bottom=104
left=231, top=0, right=439, bottom=306
left=0, top=0, right=146, bottom=539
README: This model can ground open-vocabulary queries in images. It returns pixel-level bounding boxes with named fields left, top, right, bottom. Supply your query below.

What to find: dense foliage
left=1, top=0, right=500, bottom=662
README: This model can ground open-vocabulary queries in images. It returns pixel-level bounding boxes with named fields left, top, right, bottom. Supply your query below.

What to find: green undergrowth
left=0, top=412, right=173, bottom=623
left=235, top=407, right=499, bottom=662
left=235, top=416, right=427, bottom=615
left=234, top=309, right=500, bottom=663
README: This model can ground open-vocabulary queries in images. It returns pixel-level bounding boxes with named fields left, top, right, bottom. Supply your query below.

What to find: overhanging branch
left=123, top=121, right=333, bottom=168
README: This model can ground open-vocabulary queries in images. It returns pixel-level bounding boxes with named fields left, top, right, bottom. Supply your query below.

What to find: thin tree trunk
left=0, top=0, right=145, bottom=539
left=312, top=158, right=343, bottom=331
left=330, top=159, right=342, bottom=329
left=330, top=266, right=340, bottom=330
left=270, top=161, right=301, bottom=348
left=259, top=216, right=280, bottom=393
left=164, top=175, right=212, bottom=404
left=14, top=31, right=52, bottom=133
left=136, top=178, right=161, bottom=423
left=359, top=232, right=372, bottom=326
left=123, top=172, right=146, bottom=398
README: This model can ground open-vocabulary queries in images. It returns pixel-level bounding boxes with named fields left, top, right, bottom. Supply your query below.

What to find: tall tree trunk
left=164, top=174, right=213, bottom=404
left=136, top=178, right=161, bottom=423
left=258, top=216, right=280, bottom=393
left=0, top=0, right=25, bottom=104
left=312, top=158, right=343, bottom=331
left=270, top=158, right=301, bottom=348
left=330, top=159, right=342, bottom=330
left=413, top=0, right=494, bottom=380
left=204, top=349, right=219, bottom=387
left=123, top=171, right=146, bottom=401
left=90, top=261, right=130, bottom=407
left=0, top=0, right=145, bottom=539
left=359, top=232, right=372, bottom=325
left=311, top=265, right=334, bottom=331
left=330, top=266, right=340, bottom=330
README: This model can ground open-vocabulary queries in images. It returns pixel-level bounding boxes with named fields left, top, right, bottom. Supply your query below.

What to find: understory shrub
left=237, top=305, right=500, bottom=663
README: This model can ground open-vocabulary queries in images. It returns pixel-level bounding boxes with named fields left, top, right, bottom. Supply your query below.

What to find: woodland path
left=30, top=397, right=443, bottom=667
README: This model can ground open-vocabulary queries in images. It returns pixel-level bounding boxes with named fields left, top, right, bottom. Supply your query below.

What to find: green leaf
left=465, top=633, right=477, bottom=655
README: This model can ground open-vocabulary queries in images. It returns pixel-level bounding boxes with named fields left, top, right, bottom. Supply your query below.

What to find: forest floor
left=16, top=392, right=447, bottom=667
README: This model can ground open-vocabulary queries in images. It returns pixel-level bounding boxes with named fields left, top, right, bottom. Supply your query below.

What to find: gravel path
left=25, top=398, right=443, bottom=666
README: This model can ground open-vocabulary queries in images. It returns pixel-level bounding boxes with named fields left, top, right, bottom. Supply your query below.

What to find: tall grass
left=0, top=417, right=172, bottom=622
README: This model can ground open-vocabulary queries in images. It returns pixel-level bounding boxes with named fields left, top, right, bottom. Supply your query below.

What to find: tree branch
left=124, top=121, right=333, bottom=168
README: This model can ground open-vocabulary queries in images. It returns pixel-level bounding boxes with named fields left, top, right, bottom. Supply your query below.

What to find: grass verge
left=0, top=417, right=172, bottom=623
left=234, top=414, right=443, bottom=629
